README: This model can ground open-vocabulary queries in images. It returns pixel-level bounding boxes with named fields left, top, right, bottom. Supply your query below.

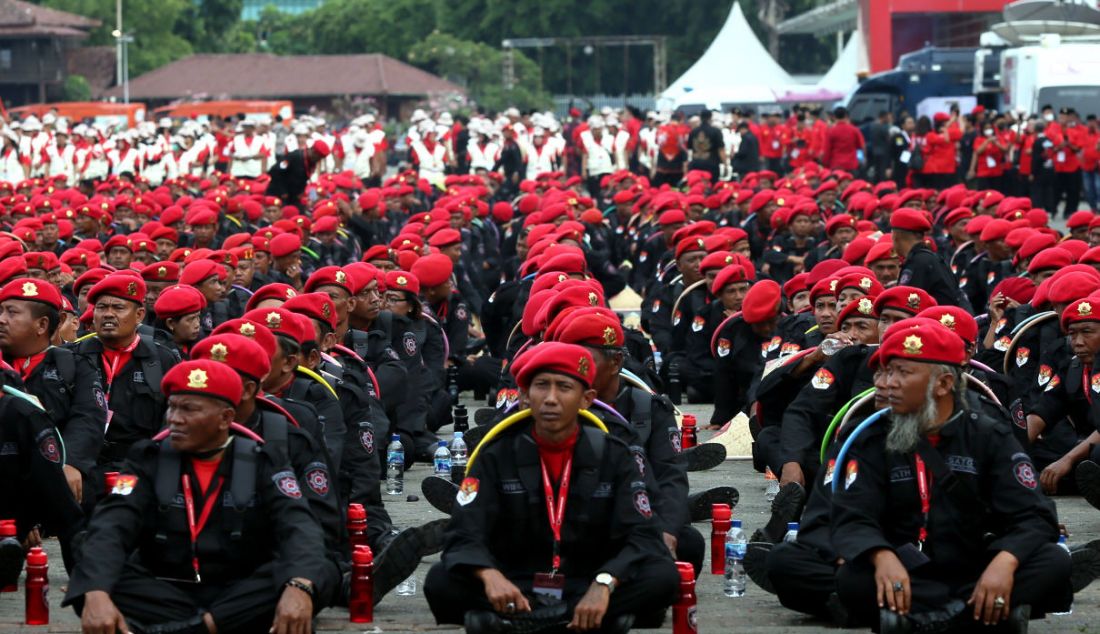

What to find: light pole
left=112, top=30, right=134, bottom=104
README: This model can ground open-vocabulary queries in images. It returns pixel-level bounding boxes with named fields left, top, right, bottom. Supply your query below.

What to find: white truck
left=999, top=37, right=1100, bottom=115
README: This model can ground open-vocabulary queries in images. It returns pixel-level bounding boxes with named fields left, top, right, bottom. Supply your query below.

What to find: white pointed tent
left=659, top=1, right=799, bottom=109
left=816, top=30, right=868, bottom=95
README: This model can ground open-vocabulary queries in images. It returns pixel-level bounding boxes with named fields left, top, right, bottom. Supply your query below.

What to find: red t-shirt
left=533, top=427, right=579, bottom=484
left=973, top=135, right=1005, bottom=178
left=192, top=456, right=222, bottom=494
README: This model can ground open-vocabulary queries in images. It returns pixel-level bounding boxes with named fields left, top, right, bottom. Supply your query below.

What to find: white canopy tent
left=816, top=30, right=868, bottom=95
left=660, top=1, right=807, bottom=110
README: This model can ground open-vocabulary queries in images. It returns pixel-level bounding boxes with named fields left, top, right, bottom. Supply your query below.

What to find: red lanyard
left=100, top=337, right=140, bottom=389
left=540, top=456, right=573, bottom=574
left=181, top=473, right=224, bottom=583
left=914, top=454, right=931, bottom=545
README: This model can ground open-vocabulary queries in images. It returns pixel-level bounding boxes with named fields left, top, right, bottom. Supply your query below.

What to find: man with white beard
left=830, top=320, right=1073, bottom=633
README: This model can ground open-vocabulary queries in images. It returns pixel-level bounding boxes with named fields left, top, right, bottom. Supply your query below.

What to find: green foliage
left=406, top=31, right=550, bottom=111
left=61, top=74, right=91, bottom=101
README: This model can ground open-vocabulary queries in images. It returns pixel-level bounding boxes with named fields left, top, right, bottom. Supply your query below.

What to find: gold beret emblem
left=209, top=343, right=228, bottom=362
left=186, top=369, right=209, bottom=389
left=903, top=335, right=923, bottom=355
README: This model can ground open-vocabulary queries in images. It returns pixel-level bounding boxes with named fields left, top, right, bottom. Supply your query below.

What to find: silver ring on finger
left=506, top=602, right=516, bottom=612
left=993, top=597, right=1006, bottom=607
left=893, top=581, right=904, bottom=592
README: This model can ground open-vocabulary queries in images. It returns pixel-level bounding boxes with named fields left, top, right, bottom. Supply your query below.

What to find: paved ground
left=3, top=398, right=1100, bottom=632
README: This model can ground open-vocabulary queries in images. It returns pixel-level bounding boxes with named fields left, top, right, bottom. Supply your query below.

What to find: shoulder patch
left=1013, top=461, right=1038, bottom=489
left=305, top=465, right=330, bottom=497
left=1037, top=364, right=1053, bottom=387
left=111, top=474, right=138, bottom=496
left=844, top=459, right=858, bottom=489
left=811, top=368, right=835, bottom=390
left=632, top=490, right=653, bottom=518
left=457, top=477, right=479, bottom=506
left=272, top=470, right=303, bottom=498
left=1014, top=346, right=1029, bottom=368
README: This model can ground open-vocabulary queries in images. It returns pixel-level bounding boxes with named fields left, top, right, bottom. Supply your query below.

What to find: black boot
left=1077, top=460, right=1100, bottom=510
left=687, top=486, right=740, bottom=521
left=743, top=542, right=774, bottom=594
left=683, top=443, right=726, bottom=471
left=751, top=482, right=805, bottom=544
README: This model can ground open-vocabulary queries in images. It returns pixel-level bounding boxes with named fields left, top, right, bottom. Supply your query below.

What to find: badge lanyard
left=181, top=473, right=224, bottom=583
left=540, top=456, right=572, bottom=575
left=913, top=454, right=931, bottom=548
left=100, top=337, right=140, bottom=396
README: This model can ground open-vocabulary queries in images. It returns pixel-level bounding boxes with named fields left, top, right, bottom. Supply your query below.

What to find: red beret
left=492, top=202, right=515, bottom=223
left=749, top=191, right=775, bottom=214
left=878, top=322, right=965, bottom=367
left=1067, top=210, right=1094, bottom=230
left=269, top=233, right=302, bottom=258
left=1060, top=239, right=1089, bottom=261
left=282, top=292, right=337, bottom=331
left=245, top=283, right=297, bottom=311
left=411, top=253, right=454, bottom=288
left=311, top=140, right=331, bottom=157
left=841, top=236, right=876, bottom=264
left=161, top=359, right=242, bottom=406
left=825, top=214, right=856, bottom=236
left=103, top=235, right=133, bottom=253
left=916, top=306, right=978, bottom=346
left=980, top=219, right=1013, bottom=242
left=783, top=272, right=810, bottom=299
left=362, top=245, right=394, bottom=264
left=87, top=273, right=146, bottom=305
left=872, top=286, right=936, bottom=317
left=24, top=251, right=60, bottom=272
left=1016, top=234, right=1057, bottom=264
left=1062, top=298, right=1100, bottom=330
left=1047, top=271, right=1100, bottom=305
left=304, top=266, right=354, bottom=295
left=658, top=209, right=687, bottom=226
left=242, top=307, right=310, bottom=345
left=313, top=216, right=340, bottom=234
left=513, top=341, right=597, bottom=390
left=211, top=318, right=277, bottom=359
left=540, top=252, right=587, bottom=276
left=700, top=250, right=735, bottom=273
left=550, top=307, right=624, bottom=348
left=179, top=259, right=226, bottom=286
left=711, top=264, right=751, bottom=295
left=674, top=236, right=708, bottom=260
left=990, top=277, right=1037, bottom=305
left=1027, top=248, right=1073, bottom=274
left=428, top=229, right=462, bottom=248
left=185, top=208, right=218, bottom=227
left=154, top=285, right=207, bottom=319
left=742, top=280, right=782, bottom=325
left=809, top=277, right=838, bottom=305
left=835, top=272, right=884, bottom=297
left=806, top=259, right=848, bottom=287
left=192, top=333, right=272, bottom=382
left=943, top=207, right=975, bottom=229
left=890, top=208, right=931, bottom=233
left=932, top=112, right=950, bottom=124
left=385, top=270, right=420, bottom=295
left=836, top=295, right=877, bottom=327
left=0, top=278, right=62, bottom=311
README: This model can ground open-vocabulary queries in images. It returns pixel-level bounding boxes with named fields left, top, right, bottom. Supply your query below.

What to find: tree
left=176, top=0, right=245, bottom=53
left=62, top=75, right=91, bottom=101
left=407, top=32, right=550, bottom=112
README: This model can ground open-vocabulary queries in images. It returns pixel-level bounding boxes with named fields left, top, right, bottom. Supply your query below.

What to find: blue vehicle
left=843, top=46, right=1002, bottom=123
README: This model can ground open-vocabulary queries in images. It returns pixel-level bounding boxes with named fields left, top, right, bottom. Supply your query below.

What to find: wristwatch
left=594, top=572, right=616, bottom=594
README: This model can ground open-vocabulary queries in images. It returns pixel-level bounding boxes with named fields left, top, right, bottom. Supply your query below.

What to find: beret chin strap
left=465, top=408, right=608, bottom=473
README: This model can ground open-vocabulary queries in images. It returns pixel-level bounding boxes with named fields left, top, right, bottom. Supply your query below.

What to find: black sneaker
left=1004, top=604, right=1030, bottom=634
left=825, top=592, right=852, bottom=628
left=464, top=602, right=571, bottom=634
left=684, top=443, right=727, bottom=472
left=687, top=486, right=740, bottom=522
left=878, top=608, right=912, bottom=634
left=417, top=518, right=449, bottom=558
left=743, top=542, right=774, bottom=594
left=0, top=537, right=23, bottom=588
left=421, top=475, right=459, bottom=515
left=372, top=526, right=425, bottom=606
left=1071, top=546, right=1100, bottom=592
left=602, top=614, right=634, bottom=634
left=474, top=407, right=500, bottom=426
left=758, top=482, right=805, bottom=544
left=1077, top=460, right=1100, bottom=510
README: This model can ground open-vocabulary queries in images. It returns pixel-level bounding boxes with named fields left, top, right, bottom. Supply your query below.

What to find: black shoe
left=1077, top=460, right=1100, bottom=510
left=1071, top=546, right=1100, bottom=592
left=825, top=592, right=852, bottom=628
left=687, top=486, right=740, bottom=521
left=0, top=537, right=23, bottom=588
left=416, top=518, right=449, bottom=558
left=757, top=482, right=805, bottom=544
left=464, top=602, right=571, bottom=634
left=464, top=423, right=491, bottom=451
left=879, top=608, right=912, bottom=634
left=902, top=599, right=967, bottom=633
left=465, top=610, right=508, bottom=634
left=474, top=407, right=500, bottom=426
left=684, top=443, right=726, bottom=472
left=372, top=525, right=425, bottom=606
left=1000, top=604, right=1030, bottom=634
left=601, top=614, right=634, bottom=634
left=743, top=542, right=774, bottom=594
left=421, top=475, right=459, bottom=515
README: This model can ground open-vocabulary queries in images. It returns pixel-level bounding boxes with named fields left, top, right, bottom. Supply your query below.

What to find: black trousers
left=753, top=425, right=821, bottom=483
left=767, top=540, right=838, bottom=618
left=424, top=555, right=679, bottom=627
left=70, top=560, right=338, bottom=633
left=1054, top=170, right=1082, bottom=217
left=835, top=542, right=1072, bottom=627
left=676, top=525, right=706, bottom=579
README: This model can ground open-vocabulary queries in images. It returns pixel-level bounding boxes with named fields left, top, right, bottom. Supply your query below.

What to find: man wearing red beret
left=425, top=342, right=678, bottom=633
left=831, top=324, right=1070, bottom=631
left=65, top=359, right=336, bottom=634
left=0, top=278, right=107, bottom=504
left=891, top=209, right=973, bottom=310
left=152, top=285, right=207, bottom=358
left=710, top=280, right=782, bottom=429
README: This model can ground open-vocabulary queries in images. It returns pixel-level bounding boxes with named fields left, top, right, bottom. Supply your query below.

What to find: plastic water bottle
left=450, top=432, right=468, bottom=482
left=24, top=546, right=47, bottom=625
left=764, top=468, right=780, bottom=502
left=784, top=522, right=799, bottom=543
left=385, top=435, right=404, bottom=495
left=396, top=574, right=417, bottom=596
left=723, top=519, right=747, bottom=597
left=348, top=545, right=374, bottom=623
left=433, top=441, right=453, bottom=479
left=1054, top=536, right=1073, bottom=615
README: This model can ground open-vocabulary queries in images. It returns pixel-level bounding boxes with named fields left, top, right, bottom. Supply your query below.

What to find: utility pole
left=115, top=0, right=122, bottom=92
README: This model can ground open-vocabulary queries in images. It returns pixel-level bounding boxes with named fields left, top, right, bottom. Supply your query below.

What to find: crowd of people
left=0, top=98, right=1100, bottom=633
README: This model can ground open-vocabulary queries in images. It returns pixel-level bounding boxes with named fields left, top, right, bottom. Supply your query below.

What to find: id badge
left=900, top=150, right=912, bottom=164
left=986, top=155, right=997, bottom=169
left=895, top=543, right=931, bottom=571
left=532, top=572, right=565, bottom=599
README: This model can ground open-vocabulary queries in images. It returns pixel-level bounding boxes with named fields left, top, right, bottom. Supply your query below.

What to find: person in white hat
left=579, top=115, right=614, bottom=202
left=467, top=119, right=501, bottom=175
left=410, top=118, right=447, bottom=187
left=76, top=127, right=110, bottom=183
left=229, top=119, right=268, bottom=179
left=44, top=124, right=76, bottom=182
left=108, top=129, right=143, bottom=178
left=0, top=128, right=29, bottom=183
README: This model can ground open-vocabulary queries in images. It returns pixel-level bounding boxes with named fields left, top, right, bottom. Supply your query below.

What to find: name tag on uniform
left=533, top=572, right=565, bottom=599
left=900, top=150, right=912, bottom=164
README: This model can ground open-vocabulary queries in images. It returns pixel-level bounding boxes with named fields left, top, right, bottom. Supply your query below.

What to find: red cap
left=270, top=233, right=302, bottom=258
left=245, top=283, right=297, bottom=311
left=179, top=259, right=226, bottom=286
left=890, top=208, right=932, bottom=233
left=411, top=253, right=454, bottom=288
left=282, top=292, right=338, bottom=331
left=916, top=306, right=978, bottom=346
left=825, top=213, right=856, bottom=236
left=428, top=229, right=462, bottom=248
left=711, top=264, right=751, bottom=295
left=304, top=266, right=354, bottom=295
left=836, top=296, right=877, bottom=327
left=783, top=272, right=810, bottom=299
left=87, top=273, right=146, bottom=305
left=742, top=280, right=782, bottom=325
left=385, top=270, right=420, bottom=295
left=550, top=307, right=624, bottom=348
left=192, top=333, right=272, bottom=382
left=835, top=272, right=884, bottom=298
left=878, top=322, right=966, bottom=367
left=211, top=318, right=277, bottom=358
left=1028, top=248, right=1073, bottom=274
left=0, top=278, right=63, bottom=311
left=540, top=251, right=588, bottom=276
left=980, top=219, right=1013, bottom=242
left=154, top=285, right=207, bottom=319
left=161, top=359, right=243, bottom=406
left=943, top=207, right=975, bottom=229
left=242, top=307, right=310, bottom=345
left=657, top=209, right=687, bottom=226
left=1067, top=210, right=1095, bottom=230
left=513, top=341, right=597, bottom=390
left=1062, top=298, right=1100, bottom=330
left=674, top=236, right=708, bottom=260
left=872, top=286, right=936, bottom=317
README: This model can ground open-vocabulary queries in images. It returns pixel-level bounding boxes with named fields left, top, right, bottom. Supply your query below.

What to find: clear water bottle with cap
left=385, top=435, right=404, bottom=495
left=433, top=441, right=452, bottom=479
left=450, top=431, right=469, bottom=482
left=764, top=468, right=780, bottom=502
left=1054, top=535, right=1072, bottom=615
left=723, top=519, right=747, bottom=597
left=820, top=336, right=850, bottom=357
left=784, top=522, right=799, bottom=543
left=396, top=574, right=417, bottom=596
